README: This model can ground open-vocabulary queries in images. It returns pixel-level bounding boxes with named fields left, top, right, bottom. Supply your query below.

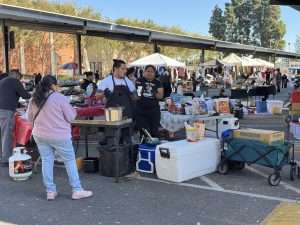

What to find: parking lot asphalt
left=1, top=86, right=300, bottom=225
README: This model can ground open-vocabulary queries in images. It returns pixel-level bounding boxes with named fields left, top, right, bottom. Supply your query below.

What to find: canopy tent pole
left=2, top=20, right=9, bottom=73
left=76, top=34, right=82, bottom=75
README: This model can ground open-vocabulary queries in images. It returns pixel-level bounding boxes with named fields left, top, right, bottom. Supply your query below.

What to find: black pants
left=277, top=84, right=280, bottom=92
left=136, top=107, right=160, bottom=138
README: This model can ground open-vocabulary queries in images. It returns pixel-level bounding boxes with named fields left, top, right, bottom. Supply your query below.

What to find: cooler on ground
left=155, top=138, right=221, bottom=182
left=136, top=144, right=156, bottom=173
left=256, top=100, right=268, bottom=113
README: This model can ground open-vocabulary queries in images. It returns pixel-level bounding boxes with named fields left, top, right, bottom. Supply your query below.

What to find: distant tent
left=221, top=53, right=252, bottom=66
left=290, top=66, right=300, bottom=70
left=199, top=59, right=233, bottom=67
left=255, top=58, right=274, bottom=68
left=241, top=56, right=264, bottom=67
left=129, top=53, right=185, bottom=67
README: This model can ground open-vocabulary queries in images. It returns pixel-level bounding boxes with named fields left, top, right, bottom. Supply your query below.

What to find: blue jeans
left=34, top=136, right=82, bottom=192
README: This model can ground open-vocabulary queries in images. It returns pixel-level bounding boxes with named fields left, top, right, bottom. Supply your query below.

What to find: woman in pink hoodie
left=26, top=75, right=92, bottom=201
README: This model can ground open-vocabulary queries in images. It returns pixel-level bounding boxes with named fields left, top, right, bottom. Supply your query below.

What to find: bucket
left=99, top=145, right=129, bottom=177
left=83, top=157, right=99, bottom=173
left=76, top=157, right=84, bottom=171
left=185, top=127, right=197, bottom=142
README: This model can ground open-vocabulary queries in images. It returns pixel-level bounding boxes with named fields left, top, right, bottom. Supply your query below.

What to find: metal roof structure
left=270, top=0, right=300, bottom=12
left=0, top=3, right=299, bottom=59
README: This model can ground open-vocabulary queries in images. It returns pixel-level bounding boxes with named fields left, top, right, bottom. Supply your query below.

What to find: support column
left=76, top=34, right=82, bottom=75
left=201, top=49, right=205, bottom=63
left=2, top=20, right=9, bottom=73
left=154, top=42, right=159, bottom=53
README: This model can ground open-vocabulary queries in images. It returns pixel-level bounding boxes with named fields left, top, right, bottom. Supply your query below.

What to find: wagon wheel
left=233, top=161, right=245, bottom=170
left=218, top=162, right=228, bottom=175
left=290, top=165, right=296, bottom=181
left=268, top=172, right=281, bottom=186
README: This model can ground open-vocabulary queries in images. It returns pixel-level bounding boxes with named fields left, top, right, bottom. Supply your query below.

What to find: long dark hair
left=32, top=75, right=57, bottom=107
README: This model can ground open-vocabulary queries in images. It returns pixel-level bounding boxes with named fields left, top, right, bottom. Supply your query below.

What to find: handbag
left=29, top=92, right=54, bottom=145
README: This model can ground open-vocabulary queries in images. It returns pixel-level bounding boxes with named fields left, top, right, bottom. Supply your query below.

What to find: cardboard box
left=292, top=103, right=300, bottom=111
left=233, top=129, right=284, bottom=144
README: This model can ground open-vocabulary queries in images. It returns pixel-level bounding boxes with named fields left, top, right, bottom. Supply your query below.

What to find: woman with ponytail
left=26, top=75, right=92, bottom=201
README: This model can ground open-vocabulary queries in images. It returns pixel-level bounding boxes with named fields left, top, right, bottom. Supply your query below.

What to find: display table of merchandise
left=160, top=111, right=233, bottom=138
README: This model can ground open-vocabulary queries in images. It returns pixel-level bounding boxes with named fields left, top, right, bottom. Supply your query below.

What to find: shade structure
left=221, top=53, right=252, bottom=67
left=58, top=62, right=79, bottom=70
left=290, top=66, right=300, bottom=70
left=129, top=53, right=185, bottom=67
left=255, top=58, right=274, bottom=68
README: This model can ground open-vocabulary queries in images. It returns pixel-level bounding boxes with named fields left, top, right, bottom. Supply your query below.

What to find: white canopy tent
left=221, top=53, right=252, bottom=67
left=255, top=58, right=274, bottom=68
left=129, top=53, right=185, bottom=67
left=241, top=56, right=264, bottom=67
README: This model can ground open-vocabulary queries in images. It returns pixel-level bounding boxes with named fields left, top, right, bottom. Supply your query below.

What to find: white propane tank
left=9, top=147, right=32, bottom=181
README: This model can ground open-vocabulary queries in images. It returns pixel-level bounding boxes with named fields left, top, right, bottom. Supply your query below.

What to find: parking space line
left=138, top=176, right=300, bottom=203
left=200, top=176, right=224, bottom=190
left=245, top=166, right=300, bottom=194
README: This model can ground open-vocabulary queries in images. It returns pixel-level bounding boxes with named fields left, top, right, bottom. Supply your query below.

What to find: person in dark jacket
left=34, top=73, right=42, bottom=86
left=281, top=73, right=288, bottom=88
left=0, top=69, right=31, bottom=167
left=0, top=73, right=9, bottom=80
left=159, top=67, right=172, bottom=98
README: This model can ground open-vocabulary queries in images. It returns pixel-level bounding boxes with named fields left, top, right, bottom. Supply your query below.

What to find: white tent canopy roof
left=241, top=56, right=264, bottom=67
left=255, top=58, right=274, bottom=68
left=129, top=53, right=185, bottom=67
left=221, top=53, right=252, bottom=67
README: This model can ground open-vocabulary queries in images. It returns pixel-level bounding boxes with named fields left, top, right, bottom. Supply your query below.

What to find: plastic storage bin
left=155, top=138, right=221, bottom=182
left=266, top=100, right=283, bottom=114
left=136, top=144, right=156, bottom=173
left=256, top=100, right=268, bottom=113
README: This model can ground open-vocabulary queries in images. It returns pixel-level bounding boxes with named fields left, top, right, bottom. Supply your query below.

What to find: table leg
left=85, top=133, right=88, bottom=158
left=115, top=129, right=121, bottom=183
left=129, top=125, right=134, bottom=172
left=216, top=119, right=219, bottom=139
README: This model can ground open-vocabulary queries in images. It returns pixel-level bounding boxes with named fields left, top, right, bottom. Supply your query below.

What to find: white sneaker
left=72, top=190, right=93, bottom=200
left=47, top=191, right=57, bottom=201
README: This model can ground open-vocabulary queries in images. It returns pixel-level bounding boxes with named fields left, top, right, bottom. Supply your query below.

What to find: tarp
left=221, top=53, right=252, bottom=67
left=289, top=66, right=300, bottom=70
left=129, top=53, right=185, bottom=67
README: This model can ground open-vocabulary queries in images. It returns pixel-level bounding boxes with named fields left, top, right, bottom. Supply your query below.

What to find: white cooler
left=155, top=138, right=221, bottom=182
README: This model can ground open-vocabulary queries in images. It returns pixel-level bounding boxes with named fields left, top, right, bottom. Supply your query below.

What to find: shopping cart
left=218, top=139, right=296, bottom=186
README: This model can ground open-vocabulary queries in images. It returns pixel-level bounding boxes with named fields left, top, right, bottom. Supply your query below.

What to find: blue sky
left=76, top=0, right=299, bottom=52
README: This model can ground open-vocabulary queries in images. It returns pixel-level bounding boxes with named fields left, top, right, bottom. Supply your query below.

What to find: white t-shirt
left=98, top=76, right=136, bottom=95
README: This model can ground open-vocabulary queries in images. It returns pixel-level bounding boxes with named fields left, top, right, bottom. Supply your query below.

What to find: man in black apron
left=97, top=59, right=137, bottom=143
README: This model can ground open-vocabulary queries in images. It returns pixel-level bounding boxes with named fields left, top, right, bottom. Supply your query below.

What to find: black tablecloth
left=231, top=85, right=276, bottom=99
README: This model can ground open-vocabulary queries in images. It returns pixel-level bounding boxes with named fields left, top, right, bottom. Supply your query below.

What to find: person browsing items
left=26, top=75, right=92, bottom=200
left=135, top=65, right=164, bottom=138
left=0, top=69, right=31, bottom=167
left=80, top=71, right=97, bottom=98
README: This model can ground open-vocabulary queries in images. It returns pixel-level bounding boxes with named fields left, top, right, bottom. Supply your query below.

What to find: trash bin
left=99, top=145, right=129, bottom=177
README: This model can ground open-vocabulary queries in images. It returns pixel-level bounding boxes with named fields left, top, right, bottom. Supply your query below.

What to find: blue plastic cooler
left=256, top=100, right=268, bottom=113
left=136, top=144, right=156, bottom=173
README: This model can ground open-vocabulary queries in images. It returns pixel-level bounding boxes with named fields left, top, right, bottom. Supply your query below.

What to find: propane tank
left=9, top=147, right=32, bottom=181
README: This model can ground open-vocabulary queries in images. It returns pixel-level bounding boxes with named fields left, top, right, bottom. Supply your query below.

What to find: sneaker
left=72, top=190, right=93, bottom=200
left=47, top=191, right=57, bottom=201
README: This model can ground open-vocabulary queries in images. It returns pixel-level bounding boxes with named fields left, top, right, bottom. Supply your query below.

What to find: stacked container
left=290, top=91, right=300, bottom=122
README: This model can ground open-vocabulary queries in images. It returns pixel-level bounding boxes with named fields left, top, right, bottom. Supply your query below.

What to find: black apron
left=107, top=76, right=133, bottom=119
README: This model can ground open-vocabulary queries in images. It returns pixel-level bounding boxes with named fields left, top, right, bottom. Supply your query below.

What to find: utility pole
left=288, top=42, right=291, bottom=68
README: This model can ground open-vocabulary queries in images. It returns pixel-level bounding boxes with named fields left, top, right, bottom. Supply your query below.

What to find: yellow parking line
left=260, top=203, right=300, bottom=225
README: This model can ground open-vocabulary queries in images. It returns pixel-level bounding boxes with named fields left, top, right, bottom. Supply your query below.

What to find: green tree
left=295, top=36, right=300, bottom=54
left=209, top=5, right=225, bottom=40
